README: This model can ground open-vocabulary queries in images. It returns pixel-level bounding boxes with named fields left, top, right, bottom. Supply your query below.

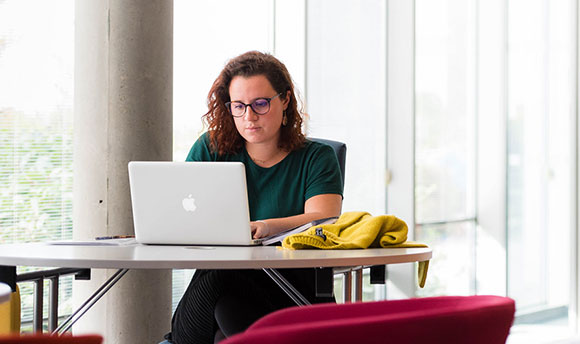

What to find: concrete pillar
left=73, top=1, right=173, bottom=343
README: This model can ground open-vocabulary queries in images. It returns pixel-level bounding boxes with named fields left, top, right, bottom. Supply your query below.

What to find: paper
left=48, top=238, right=138, bottom=246
left=260, top=216, right=338, bottom=246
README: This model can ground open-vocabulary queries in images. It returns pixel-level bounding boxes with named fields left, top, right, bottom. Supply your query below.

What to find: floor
left=507, top=316, right=580, bottom=344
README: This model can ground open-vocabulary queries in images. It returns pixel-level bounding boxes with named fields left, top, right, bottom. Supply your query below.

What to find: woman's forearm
left=251, top=193, right=342, bottom=238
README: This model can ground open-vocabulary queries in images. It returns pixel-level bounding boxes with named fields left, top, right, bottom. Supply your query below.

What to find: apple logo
left=182, top=194, right=197, bottom=212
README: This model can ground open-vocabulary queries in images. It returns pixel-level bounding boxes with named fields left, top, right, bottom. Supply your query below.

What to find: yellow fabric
left=0, top=284, right=21, bottom=334
left=282, top=211, right=430, bottom=287
left=282, top=211, right=422, bottom=249
left=418, top=260, right=429, bottom=288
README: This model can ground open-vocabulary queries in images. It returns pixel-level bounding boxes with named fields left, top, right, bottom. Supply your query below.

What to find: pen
left=95, top=235, right=135, bottom=240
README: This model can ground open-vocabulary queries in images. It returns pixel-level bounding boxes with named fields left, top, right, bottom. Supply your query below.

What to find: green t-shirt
left=186, top=133, right=343, bottom=221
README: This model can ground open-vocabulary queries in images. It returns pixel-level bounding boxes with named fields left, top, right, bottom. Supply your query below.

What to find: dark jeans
left=166, top=268, right=335, bottom=344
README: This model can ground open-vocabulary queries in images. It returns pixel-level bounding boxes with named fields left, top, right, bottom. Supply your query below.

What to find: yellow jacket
left=282, top=211, right=430, bottom=287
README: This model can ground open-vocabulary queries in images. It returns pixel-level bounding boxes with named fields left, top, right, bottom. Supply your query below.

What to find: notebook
left=128, top=161, right=260, bottom=246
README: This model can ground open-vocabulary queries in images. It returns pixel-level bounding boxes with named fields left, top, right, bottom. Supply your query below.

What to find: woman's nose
left=243, top=106, right=259, bottom=121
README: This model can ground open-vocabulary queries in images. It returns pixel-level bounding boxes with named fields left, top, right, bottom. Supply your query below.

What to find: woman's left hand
left=251, top=220, right=270, bottom=239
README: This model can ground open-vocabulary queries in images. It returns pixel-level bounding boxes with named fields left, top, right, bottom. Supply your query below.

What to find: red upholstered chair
left=221, top=295, right=515, bottom=344
left=0, top=334, right=103, bottom=344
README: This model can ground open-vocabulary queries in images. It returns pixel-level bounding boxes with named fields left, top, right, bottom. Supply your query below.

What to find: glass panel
left=415, top=221, right=476, bottom=296
left=416, top=0, right=577, bottom=340
left=173, top=0, right=272, bottom=161
left=306, top=0, right=387, bottom=216
left=306, top=0, right=387, bottom=301
left=415, top=0, right=476, bottom=225
left=0, top=0, right=74, bottom=242
left=172, top=269, right=196, bottom=311
left=0, top=0, right=74, bottom=330
left=415, top=0, right=476, bottom=300
left=507, top=0, right=574, bottom=316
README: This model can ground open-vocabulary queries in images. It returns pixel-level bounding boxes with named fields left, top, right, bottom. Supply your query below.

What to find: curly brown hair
left=202, top=51, right=305, bottom=155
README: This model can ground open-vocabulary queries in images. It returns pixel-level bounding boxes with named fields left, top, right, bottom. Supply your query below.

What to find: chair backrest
left=309, top=138, right=346, bottom=187
left=221, top=295, right=515, bottom=344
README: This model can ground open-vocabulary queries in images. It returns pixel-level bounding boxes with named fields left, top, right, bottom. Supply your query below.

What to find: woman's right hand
left=250, top=220, right=270, bottom=239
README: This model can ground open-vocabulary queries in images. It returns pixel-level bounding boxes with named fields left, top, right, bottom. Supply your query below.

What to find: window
left=414, top=0, right=577, bottom=340
left=0, top=0, right=75, bottom=331
left=306, top=0, right=387, bottom=216
left=306, top=0, right=388, bottom=301
left=414, top=0, right=477, bottom=297
left=506, top=0, right=575, bottom=324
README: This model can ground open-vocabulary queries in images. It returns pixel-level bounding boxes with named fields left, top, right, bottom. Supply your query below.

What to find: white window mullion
left=476, top=0, right=508, bottom=297
left=385, top=0, right=416, bottom=299
left=573, top=0, right=579, bottom=333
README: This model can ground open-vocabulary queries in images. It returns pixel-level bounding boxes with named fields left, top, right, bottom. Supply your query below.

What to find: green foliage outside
left=0, top=109, right=73, bottom=243
left=0, top=108, right=74, bottom=327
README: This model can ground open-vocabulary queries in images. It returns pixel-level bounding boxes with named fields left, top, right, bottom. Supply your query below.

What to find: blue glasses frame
left=226, top=93, right=282, bottom=117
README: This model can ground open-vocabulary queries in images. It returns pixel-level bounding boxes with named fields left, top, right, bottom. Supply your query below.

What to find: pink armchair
left=221, top=295, right=515, bottom=344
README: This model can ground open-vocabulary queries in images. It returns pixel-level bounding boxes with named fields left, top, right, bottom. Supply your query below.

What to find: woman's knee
left=214, top=293, right=269, bottom=337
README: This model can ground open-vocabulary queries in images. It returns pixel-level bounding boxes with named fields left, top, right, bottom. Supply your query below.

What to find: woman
left=167, top=51, right=343, bottom=344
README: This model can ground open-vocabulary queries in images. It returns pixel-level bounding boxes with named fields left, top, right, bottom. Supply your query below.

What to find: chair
left=310, top=138, right=387, bottom=301
left=309, top=138, right=346, bottom=187
left=0, top=334, right=103, bottom=344
left=308, top=138, right=358, bottom=299
left=0, top=283, right=20, bottom=335
left=220, top=295, right=515, bottom=344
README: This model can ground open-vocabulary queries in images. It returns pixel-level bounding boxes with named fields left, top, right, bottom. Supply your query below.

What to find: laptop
left=128, top=161, right=260, bottom=246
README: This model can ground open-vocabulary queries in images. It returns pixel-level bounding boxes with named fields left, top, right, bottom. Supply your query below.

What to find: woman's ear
left=282, top=90, right=291, bottom=110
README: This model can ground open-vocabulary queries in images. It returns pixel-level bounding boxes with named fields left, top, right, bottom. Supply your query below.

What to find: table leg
left=48, top=276, right=59, bottom=333
left=53, top=268, right=129, bottom=335
left=343, top=271, right=352, bottom=302
left=33, top=279, right=43, bottom=332
left=262, top=268, right=311, bottom=306
left=354, top=269, right=363, bottom=302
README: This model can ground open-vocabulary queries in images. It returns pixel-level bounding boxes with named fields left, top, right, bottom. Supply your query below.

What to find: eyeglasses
left=225, top=93, right=282, bottom=117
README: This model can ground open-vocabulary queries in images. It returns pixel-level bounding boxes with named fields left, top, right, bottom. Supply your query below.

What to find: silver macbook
left=128, top=161, right=260, bottom=246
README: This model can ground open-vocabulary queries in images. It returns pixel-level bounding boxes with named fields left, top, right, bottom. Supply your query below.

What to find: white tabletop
left=0, top=282, right=11, bottom=303
left=0, top=243, right=431, bottom=270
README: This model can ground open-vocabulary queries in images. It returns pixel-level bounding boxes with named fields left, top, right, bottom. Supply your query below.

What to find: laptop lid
left=128, top=161, right=256, bottom=245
